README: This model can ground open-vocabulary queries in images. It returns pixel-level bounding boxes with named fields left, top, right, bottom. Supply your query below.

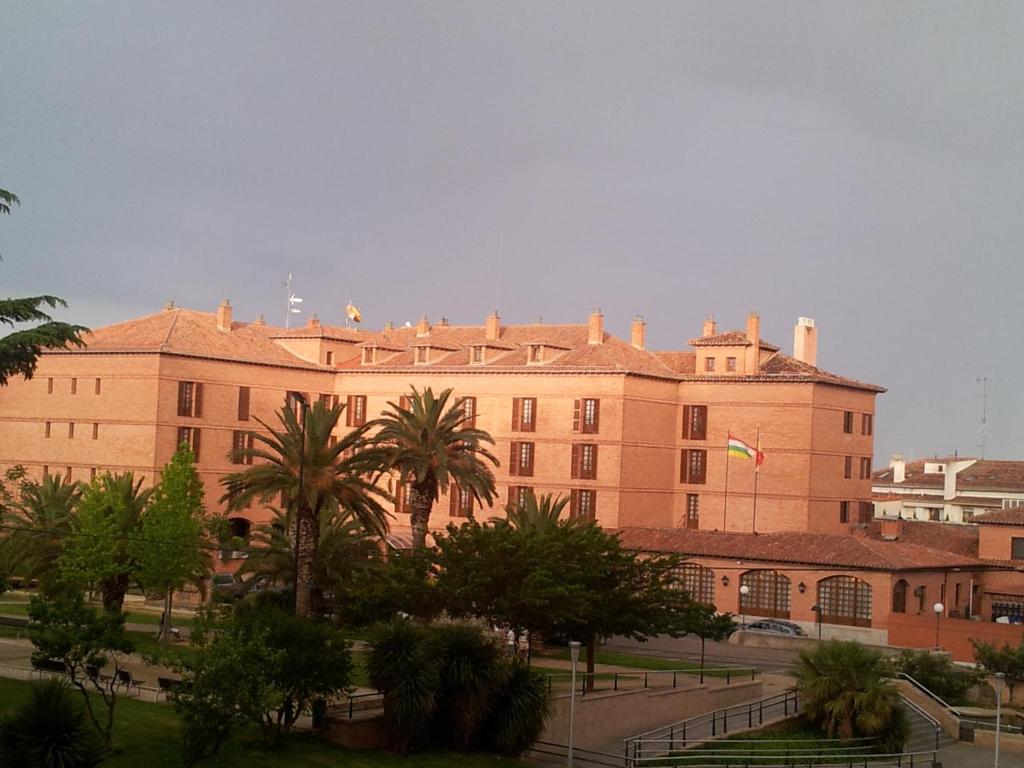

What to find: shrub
left=481, top=661, right=550, bottom=755
left=893, top=649, right=983, bottom=705
left=0, top=679, right=106, bottom=768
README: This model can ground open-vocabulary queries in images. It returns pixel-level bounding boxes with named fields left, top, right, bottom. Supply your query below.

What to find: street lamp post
left=811, top=604, right=822, bottom=639
left=568, top=641, right=582, bottom=768
left=932, top=602, right=944, bottom=650
left=739, top=584, right=750, bottom=629
left=995, top=671, right=1005, bottom=768
left=290, top=393, right=309, bottom=614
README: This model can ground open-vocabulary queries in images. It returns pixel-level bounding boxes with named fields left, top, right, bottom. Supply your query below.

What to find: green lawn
left=0, top=678, right=526, bottom=767
left=0, top=598, right=197, bottom=629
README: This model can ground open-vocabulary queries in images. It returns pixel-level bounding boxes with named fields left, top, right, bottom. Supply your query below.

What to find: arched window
left=228, top=517, right=252, bottom=539
left=818, top=576, right=872, bottom=627
left=740, top=570, right=791, bottom=619
left=671, top=563, right=715, bottom=605
left=892, top=579, right=908, bottom=614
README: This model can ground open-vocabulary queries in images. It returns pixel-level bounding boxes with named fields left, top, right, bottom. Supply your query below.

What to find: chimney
left=702, top=315, right=716, bottom=337
left=793, top=317, right=817, bottom=366
left=307, top=314, right=320, bottom=328
left=216, top=299, right=232, bottom=331
left=438, top=316, right=450, bottom=327
left=254, top=314, right=265, bottom=327
left=588, top=308, right=604, bottom=345
left=485, top=310, right=500, bottom=342
left=416, top=315, right=430, bottom=337
left=880, top=518, right=903, bottom=540
left=631, top=315, right=646, bottom=350
left=384, top=320, right=394, bottom=331
left=890, top=455, right=905, bottom=484
left=164, top=300, right=175, bottom=311
left=744, top=310, right=761, bottom=374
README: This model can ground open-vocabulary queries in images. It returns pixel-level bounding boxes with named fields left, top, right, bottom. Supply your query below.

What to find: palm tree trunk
left=409, top=482, right=434, bottom=550
left=294, top=506, right=317, bottom=617
left=100, top=573, right=128, bottom=613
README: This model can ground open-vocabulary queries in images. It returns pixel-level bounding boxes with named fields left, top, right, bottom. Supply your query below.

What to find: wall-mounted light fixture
left=798, top=582, right=807, bottom=594
left=721, top=575, right=730, bottom=587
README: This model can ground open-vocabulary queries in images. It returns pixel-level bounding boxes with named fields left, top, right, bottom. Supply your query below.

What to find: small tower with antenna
left=284, top=273, right=303, bottom=328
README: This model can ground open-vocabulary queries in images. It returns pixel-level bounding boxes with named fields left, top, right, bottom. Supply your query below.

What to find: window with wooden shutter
left=232, top=431, right=247, bottom=465
left=839, top=501, right=850, bottom=523
left=507, top=485, right=533, bottom=511
left=70, top=378, right=77, bottom=395
left=44, top=422, right=51, bottom=438
left=679, top=449, right=707, bottom=484
left=471, top=346, right=484, bottom=364
left=68, top=422, right=75, bottom=439
left=572, top=444, right=597, bottom=480
left=686, top=494, right=700, bottom=529
left=682, top=405, right=707, bottom=440
left=510, top=442, right=534, bottom=477
left=512, top=397, right=536, bottom=432
left=177, top=427, right=201, bottom=461
left=460, top=396, right=477, bottom=429
left=178, top=382, right=192, bottom=417
left=326, top=351, right=334, bottom=365
left=92, top=423, right=99, bottom=440
left=509, top=442, right=520, bottom=475
left=94, top=378, right=101, bottom=395
left=861, top=413, right=873, bottom=436
left=450, top=482, right=473, bottom=517
left=238, top=386, right=250, bottom=421
left=193, top=383, right=203, bottom=418
left=394, top=480, right=412, bottom=515
left=843, top=411, right=854, bottom=433
left=860, top=457, right=871, bottom=479
left=844, top=456, right=853, bottom=479
left=857, top=501, right=873, bottom=524
left=47, top=378, right=54, bottom=394
left=347, top=395, right=367, bottom=427
left=570, top=489, right=596, bottom=520
left=582, top=398, right=599, bottom=433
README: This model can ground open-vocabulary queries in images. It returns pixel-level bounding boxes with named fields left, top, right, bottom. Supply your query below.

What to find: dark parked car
left=211, top=573, right=248, bottom=601
left=740, top=619, right=808, bottom=637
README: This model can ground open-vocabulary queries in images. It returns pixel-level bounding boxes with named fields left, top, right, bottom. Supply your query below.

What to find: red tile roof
left=974, top=508, right=1024, bottom=526
left=687, top=331, right=780, bottom=352
left=874, top=459, right=1024, bottom=493
left=615, top=527, right=986, bottom=570
left=69, top=308, right=325, bottom=370
left=865, top=519, right=980, bottom=558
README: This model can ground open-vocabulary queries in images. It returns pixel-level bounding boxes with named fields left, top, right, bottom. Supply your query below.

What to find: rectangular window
left=726, top=357, right=737, bottom=372
left=843, top=411, right=854, bottom=434
left=177, top=427, right=201, bottom=461
left=285, top=391, right=306, bottom=421
left=573, top=398, right=600, bottom=434
left=326, top=351, right=334, bottom=365
left=394, top=480, right=412, bottom=515
left=70, top=378, right=77, bottom=395
left=92, top=423, right=99, bottom=440
left=571, top=443, right=598, bottom=480
left=399, top=394, right=411, bottom=411
left=844, top=456, right=853, bottom=479
left=177, top=381, right=203, bottom=417
left=860, top=457, right=872, bottom=479
left=529, top=344, right=542, bottom=363
left=449, top=482, right=474, bottom=517
left=570, top=489, right=596, bottom=520
left=47, top=378, right=54, bottom=394
left=65, top=466, right=72, bottom=481
left=509, top=442, right=535, bottom=477
left=472, top=346, right=484, bottom=364
left=460, top=396, right=477, bottom=429
left=68, top=422, right=75, bottom=439
left=685, top=494, right=700, bottom=529
left=237, top=386, right=250, bottom=421
left=679, top=449, right=707, bottom=484
left=415, top=347, right=428, bottom=364
left=858, top=501, right=873, bottom=524
left=704, top=357, right=716, bottom=372
left=231, top=431, right=254, bottom=465
left=1012, top=538, right=1024, bottom=560
left=682, top=405, right=707, bottom=440
left=42, top=465, right=49, bottom=478
left=45, top=421, right=51, bottom=438
left=512, top=397, right=537, bottom=432
left=94, top=378, right=101, bottom=395
left=840, top=501, right=851, bottom=523
left=861, top=413, right=873, bottom=436
left=363, top=347, right=376, bottom=365
left=346, top=395, right=367, bottom=427
left=507, top=485, right=533, bottom=510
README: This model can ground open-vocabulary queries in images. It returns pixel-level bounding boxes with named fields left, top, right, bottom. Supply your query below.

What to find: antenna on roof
left=283, top=273, right=303, bottom=329
left=977, top=376, right=991, bottom=459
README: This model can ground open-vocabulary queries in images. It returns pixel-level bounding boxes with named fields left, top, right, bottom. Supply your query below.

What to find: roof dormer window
left=415, top=346, right=429, bottom=365
left=471, top=345, right=485, bottom=365
left=362, top=347, right=376, bottom=365
left=528, top=344, right=543, bottom=364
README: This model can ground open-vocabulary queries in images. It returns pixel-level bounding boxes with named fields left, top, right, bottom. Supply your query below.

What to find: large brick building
left=2, top=300, right=1021, bottom=654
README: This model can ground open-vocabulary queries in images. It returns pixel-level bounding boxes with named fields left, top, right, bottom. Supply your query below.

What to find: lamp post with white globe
left=932, top=602, right=944, bottom=649
left=739, top=584, right=751, bottom=629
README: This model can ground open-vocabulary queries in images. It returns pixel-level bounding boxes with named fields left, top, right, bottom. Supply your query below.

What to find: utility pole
left=976, top=376, right=991, bottom=458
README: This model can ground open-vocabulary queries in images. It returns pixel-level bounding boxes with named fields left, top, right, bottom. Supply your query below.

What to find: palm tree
left=369, top=387, right=498, bottom=550
left=220, top=399, right=389, bottom=616
left=506, top=491, right=576, bottom=534
left=794, top=640, right=908, bottom=750
left=2, top=474, right=81, bottom=593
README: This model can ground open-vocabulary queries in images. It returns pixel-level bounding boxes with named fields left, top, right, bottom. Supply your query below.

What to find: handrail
left=545, top=666, right=759, bottom=695
left=896, top=672, right=962, bottom=716
left=625, top=689, right=798, bottom=744
left=899, top=693, right=941, bottom=730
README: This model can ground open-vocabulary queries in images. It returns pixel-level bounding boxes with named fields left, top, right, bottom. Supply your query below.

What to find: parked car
left=736, top=619, right=808, bottom=637
left=211, top=573, right=248, bottom=602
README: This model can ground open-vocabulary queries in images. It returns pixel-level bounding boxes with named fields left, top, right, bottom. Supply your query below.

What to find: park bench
left=156, top=676, right=188, bottom=701
left=0, top=615, right=28, bottom=637
left=115, top=669, right=146, bottom=695
left=30, top=657, right=67, bottom=678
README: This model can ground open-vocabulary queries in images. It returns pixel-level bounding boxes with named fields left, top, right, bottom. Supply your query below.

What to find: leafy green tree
left=506, top=491, right=576, bottom=533
left=686, top=604, right=737, bottom=681
left=1, top=474, right=80, bottom=594
left=136, top=444, right=209, bottom=644
left=0, top=679, right=107, bottom=768
left=972, top=638, right=1024, bottom=701
left=330, top=548, right=441, bottom=626
left=0, top=187, right=18, bottom=216
left=27, top=594, right=134, bottom=747
left=894, top=649, right=983, bottom=705
left=61, top=472, right=153, bottom=612
left=794, top=640, right=908, bottom=751
left=370, top=386, right=498, bottom=550
left=221, top=399, right=389, bottom=616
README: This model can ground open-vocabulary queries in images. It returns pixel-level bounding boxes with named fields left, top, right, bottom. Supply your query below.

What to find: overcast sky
left=2, top=2, right=1022, bottom=463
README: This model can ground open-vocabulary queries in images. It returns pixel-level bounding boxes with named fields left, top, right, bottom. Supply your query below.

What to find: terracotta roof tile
left=874, top=459, right=1024, bottom=493
left=615, top=527, right=985, bottom=570
left=688, top=331, right=779, bottom=352
left=72, top=309, right=325, bottom=370
left=974, top=508, right=1024, bottom=526
left=865, top=519, right=980, bottom=557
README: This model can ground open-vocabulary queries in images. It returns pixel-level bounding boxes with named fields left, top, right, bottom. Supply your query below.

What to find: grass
left=0, top=678, right=526, bottom=767
left=0, top=598, right=198, bottom=629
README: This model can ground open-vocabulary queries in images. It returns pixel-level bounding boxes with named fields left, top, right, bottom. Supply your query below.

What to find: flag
left=345, top=302, right=362, bottom=323
left=728, top=434, right=765, bottom=467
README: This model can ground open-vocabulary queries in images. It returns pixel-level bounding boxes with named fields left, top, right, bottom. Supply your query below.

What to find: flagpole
left=751, top=427, right=760, bottom=534
left=723, top=433, right=731, bottom=532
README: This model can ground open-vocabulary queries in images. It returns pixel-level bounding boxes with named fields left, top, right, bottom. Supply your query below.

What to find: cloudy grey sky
left=2, top=2, right=1022, bottom=463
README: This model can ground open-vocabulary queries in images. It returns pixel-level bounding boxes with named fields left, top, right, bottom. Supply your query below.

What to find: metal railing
left=330, top=690, right=383, bottom=719
left=546, top=667, right=759, bottom=696
left=623, top=690, right=801, bottom=760
left=896, top=673, right=962, bottom=716
left=898, top=695, right=942, bottom=752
